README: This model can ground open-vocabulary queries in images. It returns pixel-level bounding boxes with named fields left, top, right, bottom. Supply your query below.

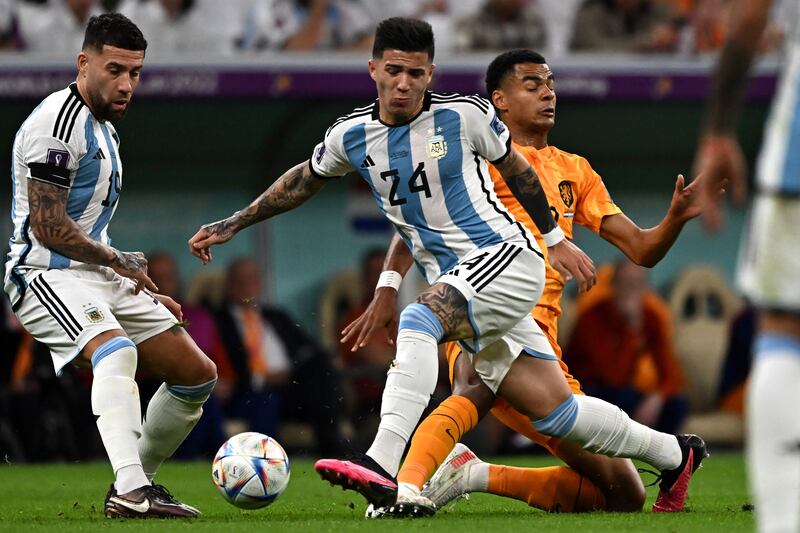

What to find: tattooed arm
left=494, top=147, right=597, bottom=292
left=493, top=147, right=559, bottom=240
left=189, top=160, right=326, bottom=263
left=28, top=178, right=157, bottom=293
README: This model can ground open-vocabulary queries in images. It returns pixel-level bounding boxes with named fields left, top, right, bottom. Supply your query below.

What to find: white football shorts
left=738, top=194, right=800, bottom=313
left=13, top=265, right=178, bottom=374
left=438, top=241, right=558, bottom=392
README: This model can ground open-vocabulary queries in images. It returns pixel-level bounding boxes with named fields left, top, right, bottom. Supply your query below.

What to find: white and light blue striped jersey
left=756, top=1, right=800, bottom=195
left=5, top=83, right=123, bottom=310
left=310, top=91, right=538, bottom=284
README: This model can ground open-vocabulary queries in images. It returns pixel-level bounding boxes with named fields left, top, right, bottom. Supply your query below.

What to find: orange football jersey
left=489, top=142, right=622, bottom=341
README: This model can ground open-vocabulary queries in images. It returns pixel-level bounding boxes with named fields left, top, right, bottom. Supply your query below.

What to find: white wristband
left=376, top=270, right=403, bottom=291
left=542, top=225, right=566, bottom=247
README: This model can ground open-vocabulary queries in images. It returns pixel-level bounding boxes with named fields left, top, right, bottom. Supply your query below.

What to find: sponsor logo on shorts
left=83, top=305, right=104, bottom=323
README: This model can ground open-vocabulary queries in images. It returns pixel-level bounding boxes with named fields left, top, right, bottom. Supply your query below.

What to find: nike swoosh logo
left=110, top=496, right=150, bottom=514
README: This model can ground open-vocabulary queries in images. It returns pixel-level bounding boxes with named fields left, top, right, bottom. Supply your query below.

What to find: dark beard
left=88, top=94, right=127, bottom=122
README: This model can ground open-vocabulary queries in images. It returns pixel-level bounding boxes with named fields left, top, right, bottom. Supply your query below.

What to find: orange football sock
left=397, top=395, right=478, bottom=489
left=488, top=464, right=607, bottom=512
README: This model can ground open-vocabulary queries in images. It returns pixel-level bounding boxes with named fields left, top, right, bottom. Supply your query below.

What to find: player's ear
left=77, top=51, right=89, bottom=77
left=491, top=89, right=507, bottom=113
left=428, top=63, right=436, bottom=84
left=368, top=59, right=378, bottom=81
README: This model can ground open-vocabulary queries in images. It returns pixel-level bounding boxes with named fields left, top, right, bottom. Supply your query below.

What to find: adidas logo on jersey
left=361, top=155, right=375, bottom=168
left=93, top=148, right=106, bottom=160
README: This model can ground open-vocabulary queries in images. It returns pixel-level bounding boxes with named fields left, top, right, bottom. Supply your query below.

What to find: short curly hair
left=485, top=49, right=547, bottom=97
left=82, top=13, right=147, bottom=53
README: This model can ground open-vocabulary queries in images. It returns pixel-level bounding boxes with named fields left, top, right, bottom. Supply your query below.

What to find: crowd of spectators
left=0, top=0, right=788, bottom=57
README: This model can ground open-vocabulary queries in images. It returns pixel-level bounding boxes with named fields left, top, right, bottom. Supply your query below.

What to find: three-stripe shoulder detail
left=430, top=93, right=490, bottom=114
left=52, top=93, right=85, bottom=143
left=325, top=103, right=375, bottom=137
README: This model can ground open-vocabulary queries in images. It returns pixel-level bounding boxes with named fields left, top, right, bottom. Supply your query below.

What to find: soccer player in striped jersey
left=5, top=14, right=216, bottom=518
left=694, top=1, right=800, bottom=531
left=192, top=17, right=686, bottom=510
left=351, top=49, right=713, bottom=517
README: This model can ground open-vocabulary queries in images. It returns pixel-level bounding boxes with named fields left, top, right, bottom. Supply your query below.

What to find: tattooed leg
left=416, top=282, right=473, bottom=341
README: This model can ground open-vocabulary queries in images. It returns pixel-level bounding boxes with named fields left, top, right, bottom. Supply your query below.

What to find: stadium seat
left=668, top=265, right=744, bottom=445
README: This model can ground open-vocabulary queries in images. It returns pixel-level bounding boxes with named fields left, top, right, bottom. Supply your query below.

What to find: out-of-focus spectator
left=0, top=0, right=19, bottom=50
left=455, top=0, right=547, bottom=52
left=146, top=252, right=228, bottom=458
left=118, top=0, right=238, bottom=56
left=567, top=259, right=689, bottom=434
left=670, top=0, right=732, bottom=55
left=337, top=248, right=395, bottom=446
left=570, top=0, right=680, bottom=53
left=215, top=257, right=347, bottom=454
left=241, top=0, right=373, bottom=52
left=17, top=0, right=102, bottom=55
left=536, top=0, right=583, bottom=56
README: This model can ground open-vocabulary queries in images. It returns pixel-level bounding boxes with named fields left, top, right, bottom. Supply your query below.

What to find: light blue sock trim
left=533, top=394, right=579, bottom=438
left=755, top=333, right=800, bottom=357
left=91, top=337, right=136, bottom=368
left=398, top=303, right=445, bottom=342
left=522, top=347, right=558, bottom=361
left=167, top=378, right=217, bottom=403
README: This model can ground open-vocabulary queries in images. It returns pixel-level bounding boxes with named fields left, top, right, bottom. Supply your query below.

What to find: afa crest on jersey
left=427, top=135, right=447, bottom=159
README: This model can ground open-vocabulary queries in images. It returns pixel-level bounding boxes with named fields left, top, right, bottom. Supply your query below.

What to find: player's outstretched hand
left=547, top=239, right=596, bottom=293
left=341, top=287, right=399, bottom=351
left=110, top=250, right=158, bottom=294
left=188, top=218, right=237, bottom=265
left=667, top=173, right=727, bottom=223
left=692, top=134, right=747, bottom=232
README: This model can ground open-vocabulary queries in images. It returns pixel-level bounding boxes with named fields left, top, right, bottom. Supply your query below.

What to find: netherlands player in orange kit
left=343, top=49, right=722, bottom=516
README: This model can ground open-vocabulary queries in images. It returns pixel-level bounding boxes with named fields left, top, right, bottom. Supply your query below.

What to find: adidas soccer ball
left=211, top=432, right=291, bottom=509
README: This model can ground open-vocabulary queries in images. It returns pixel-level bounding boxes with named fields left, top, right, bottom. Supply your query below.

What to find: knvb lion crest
left=83, top=305, right=104, bottom=323
left=427, top=135, right=447, bottom=160
left=558, top=180, right=574, bottom=207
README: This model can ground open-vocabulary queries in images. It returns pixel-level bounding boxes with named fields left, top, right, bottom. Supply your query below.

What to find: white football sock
left=467, top=462, right=490, bottom=492
left=398, top=482, right=421, bottom=499
left=90, top=337, right=149, bottom=494
left=748, top=334, right=800, bottom=533
left=138, top=380, right=216, bottom=480
left=367, top=328, right=439, bottom=476
left=535, top=395, right=681, bottom=471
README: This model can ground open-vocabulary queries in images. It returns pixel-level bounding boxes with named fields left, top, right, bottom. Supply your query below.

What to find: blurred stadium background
left=0, top=0, right=785, bottom=467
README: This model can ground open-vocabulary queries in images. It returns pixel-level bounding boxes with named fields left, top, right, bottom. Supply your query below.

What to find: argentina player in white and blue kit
left=695, top=1, right=800, bottom=531
left=190, top=17, right=612, bottom=508
left=6, top=14, right=216, bottom=518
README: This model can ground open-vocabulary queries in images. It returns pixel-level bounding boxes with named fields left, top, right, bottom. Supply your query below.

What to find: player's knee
left=195, top=355, right=217, bottom=384
left=606, top=469, right=646, bottom=512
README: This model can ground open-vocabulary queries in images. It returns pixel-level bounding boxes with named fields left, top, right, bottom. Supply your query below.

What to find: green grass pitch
left=0, top=452, right=752, bottom=532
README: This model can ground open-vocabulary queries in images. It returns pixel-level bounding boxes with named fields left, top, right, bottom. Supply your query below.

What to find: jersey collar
left=372, top=91, right=433, bottom=127
left=68, top=82, right=88, bottom=107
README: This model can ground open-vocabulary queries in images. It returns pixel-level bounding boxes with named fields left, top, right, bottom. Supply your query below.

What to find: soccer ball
left=211, top=432, right=291, bottom=509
